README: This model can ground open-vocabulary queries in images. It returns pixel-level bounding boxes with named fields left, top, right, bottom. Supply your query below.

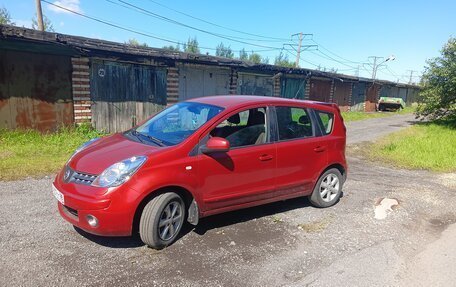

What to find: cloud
left=48, top=0, right=82, bottom=14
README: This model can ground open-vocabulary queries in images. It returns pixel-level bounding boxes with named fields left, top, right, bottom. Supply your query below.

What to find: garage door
left=237, top=73, right=274, bottom=96
left=178, top=66, right=230, bottom=100
left=332, top=81, right=350, bottom=111
left=90, top=60, right=167, bottom=132
left=309, top=79, right=331, bottom=102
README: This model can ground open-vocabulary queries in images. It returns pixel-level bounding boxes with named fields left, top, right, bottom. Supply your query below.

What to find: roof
left=0, top=24, right=419, bottom=89
left=188, top=95, right=335, bottom=111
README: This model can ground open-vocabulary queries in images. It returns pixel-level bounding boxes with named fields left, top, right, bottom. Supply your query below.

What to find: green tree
left=416, top=37, right=456, bottom=121
left=32, top=14, right=54, bottom=32
left=126, top=38, right=149, bottom=47
left=248, top=52, right=262, bottom=64
left=0, top=7, right=14, bottom=25
left=162, top=44, right=181, bottom=51
left=239, top=48, right=248, bottom=60
left=274, top=52, right=295, bottom=68
left=183, top=37, right=200, bottom=54
left=215, top=42, right=234, bottom=58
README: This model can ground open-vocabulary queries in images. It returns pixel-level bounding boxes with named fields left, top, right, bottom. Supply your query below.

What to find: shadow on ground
left=74, top=196, right=314, bottom=248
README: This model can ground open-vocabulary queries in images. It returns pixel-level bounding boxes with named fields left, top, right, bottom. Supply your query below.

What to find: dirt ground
left=1, top=114, right=455, bottom=287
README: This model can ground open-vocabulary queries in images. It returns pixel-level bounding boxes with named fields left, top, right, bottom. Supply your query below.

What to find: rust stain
left=1, top=49, right=74, bottom=131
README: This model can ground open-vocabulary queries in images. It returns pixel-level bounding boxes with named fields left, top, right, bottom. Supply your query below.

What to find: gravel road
left=1, top=113, right=455, bottom=287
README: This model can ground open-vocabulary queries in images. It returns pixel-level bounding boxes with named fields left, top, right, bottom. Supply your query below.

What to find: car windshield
left=134, top=102, right=223, bottom=146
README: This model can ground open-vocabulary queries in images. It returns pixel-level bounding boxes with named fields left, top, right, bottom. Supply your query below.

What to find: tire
left=309, top=168, right=343, bottom=208
left=139, top=192, right=185, bottom=249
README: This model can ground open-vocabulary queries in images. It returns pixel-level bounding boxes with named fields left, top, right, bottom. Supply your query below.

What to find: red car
left=53, top=96, right=347, bottom=249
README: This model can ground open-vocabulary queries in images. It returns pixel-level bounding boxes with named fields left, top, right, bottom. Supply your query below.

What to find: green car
left=378, top=97, right=405, bottom=111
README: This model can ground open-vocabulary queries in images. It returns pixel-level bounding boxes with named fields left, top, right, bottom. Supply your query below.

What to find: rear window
left=314, top=110, right=334, bottom=135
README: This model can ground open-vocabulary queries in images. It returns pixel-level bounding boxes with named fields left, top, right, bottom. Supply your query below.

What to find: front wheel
left=309, top=168, right=343, bottom=208
left=139, top=192, right=185, bottom=249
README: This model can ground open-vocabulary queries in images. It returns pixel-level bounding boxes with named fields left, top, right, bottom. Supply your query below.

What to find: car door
left=197, top=106, right=276, bottom=212
left=273, top=106, right=328, bottom=197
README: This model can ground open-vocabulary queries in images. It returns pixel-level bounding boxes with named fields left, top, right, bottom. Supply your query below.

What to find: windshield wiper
left=132, top=130, right=166, bottom=147
left=130, top=129, right=146, bottom=144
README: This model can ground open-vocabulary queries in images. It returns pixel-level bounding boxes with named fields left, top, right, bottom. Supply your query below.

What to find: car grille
left=71, top=171, right=97, bottom=185
left=65, top=167, right=98, bottom=186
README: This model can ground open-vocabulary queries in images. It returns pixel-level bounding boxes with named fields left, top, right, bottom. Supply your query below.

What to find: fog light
left=86, top=215, right=98, bottom=227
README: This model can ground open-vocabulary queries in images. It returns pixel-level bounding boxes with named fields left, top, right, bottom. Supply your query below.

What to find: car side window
left=276, top=106, right=314, bottom=140
left=210, top=107, right=268, bottom=148
left=314, top=110, right=334, bottom=135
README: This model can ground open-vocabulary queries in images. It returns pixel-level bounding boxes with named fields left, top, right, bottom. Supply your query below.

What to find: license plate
left=52, top=184, right=65, bottom=205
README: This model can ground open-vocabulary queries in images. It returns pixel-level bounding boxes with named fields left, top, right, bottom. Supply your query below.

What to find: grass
left=0, top=124, right=105, bottom=181
left=368, top=120, right=456, bottom=172
left=341, top=105, right=416, bottom=122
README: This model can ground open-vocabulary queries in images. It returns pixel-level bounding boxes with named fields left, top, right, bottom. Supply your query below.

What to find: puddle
left=374, top=198, right=399, bottom=220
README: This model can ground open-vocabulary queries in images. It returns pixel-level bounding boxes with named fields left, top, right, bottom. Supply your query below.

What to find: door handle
left=259, top=154, right=274, bottom=161
left=313, top=146, right=327, bottom=153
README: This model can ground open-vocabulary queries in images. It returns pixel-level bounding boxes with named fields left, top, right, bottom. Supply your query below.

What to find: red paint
left=54, top=96, right=347, bottom=237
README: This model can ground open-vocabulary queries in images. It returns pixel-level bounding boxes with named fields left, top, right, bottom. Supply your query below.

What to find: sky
left=2, top=0, right=455, bottom=83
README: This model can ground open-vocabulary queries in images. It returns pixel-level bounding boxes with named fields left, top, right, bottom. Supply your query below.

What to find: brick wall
left=348, top=83, right=353, bottom=110
left=229, top=69, right=238, bottom=95
left=329, top=79, right=335, bottom=102
left=71, top=57, right=91, bottom=124
left=166, top=67, right=179, bottom=105
left=273, top=75, right=281, bottom=97
left=304, top=79, right=310, bottom=99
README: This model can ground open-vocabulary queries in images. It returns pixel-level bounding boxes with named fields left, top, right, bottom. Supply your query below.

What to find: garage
left=90, top=60, right=167, bottom=132
left=332, top=81, right=351, bottom=111
left=0, top=48, right=73, bottom=131
left=178, top=65, right=230, bottom=100
left=309, top=78, right=332, bottom=102
left=237, top=72, right=274, bottom=96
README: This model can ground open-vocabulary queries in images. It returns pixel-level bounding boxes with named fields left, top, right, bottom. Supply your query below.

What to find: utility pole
left=367, top=55, right=395, bottom=81
left=35, top=0, right=44, bottom=31
left=406, top=70, right=417, bottom=84
left=287, top=33, right=315, bottom=68
left=355, top=65, right=360, bottom=77
left=295, top=32, right=303, bottom=68
left=369, top=56, right=383, bottom=80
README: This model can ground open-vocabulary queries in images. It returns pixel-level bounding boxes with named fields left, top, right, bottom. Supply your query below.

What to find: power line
left=41, top=0, right=280, bottom=54
left=311, top=49, right=358, bottom=69
left=285, top=49, right=320, bottom=68
left=311, top=39, right=363, bottom=64
left=143, top=0, right=291, bottom=42
left=106, top=0, right=287, bottom=50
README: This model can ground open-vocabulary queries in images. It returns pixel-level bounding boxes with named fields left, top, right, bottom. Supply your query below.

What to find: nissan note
left=53, top=95, right=347, bottom=249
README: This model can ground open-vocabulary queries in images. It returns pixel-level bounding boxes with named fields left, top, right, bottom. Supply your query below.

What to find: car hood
left=68, top=133, right=159, bottom=174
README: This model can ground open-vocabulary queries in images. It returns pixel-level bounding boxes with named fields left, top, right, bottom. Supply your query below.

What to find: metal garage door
left=178, top=66, right=230, bottom=100
left=351, top=82, right=366, bottom=111
left=281, top=77, right=306, bottom=99
left=0, top=49, right=73, bottom=131
left=309, top=78, right=331, bottom=102
left=237, top=73, right=274, bottom=96
left=332, top=81, right=350, bottom=111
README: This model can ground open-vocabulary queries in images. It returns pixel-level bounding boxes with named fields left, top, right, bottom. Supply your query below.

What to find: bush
left=416, top=38, right=456, bottom=121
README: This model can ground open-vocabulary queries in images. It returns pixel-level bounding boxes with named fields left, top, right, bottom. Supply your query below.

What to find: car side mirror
left=200, top=137, right=230, bottom=154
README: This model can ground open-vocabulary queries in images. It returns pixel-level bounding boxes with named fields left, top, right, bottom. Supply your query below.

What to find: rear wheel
left=139, top=192, right=185, bottom=249
left=309, top=168, right=343, bottom=208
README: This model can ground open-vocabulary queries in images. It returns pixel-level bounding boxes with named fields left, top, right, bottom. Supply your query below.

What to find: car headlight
left=68, top=138, right=100, bottom=162
left=91, top=156, right=147, bottom=188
